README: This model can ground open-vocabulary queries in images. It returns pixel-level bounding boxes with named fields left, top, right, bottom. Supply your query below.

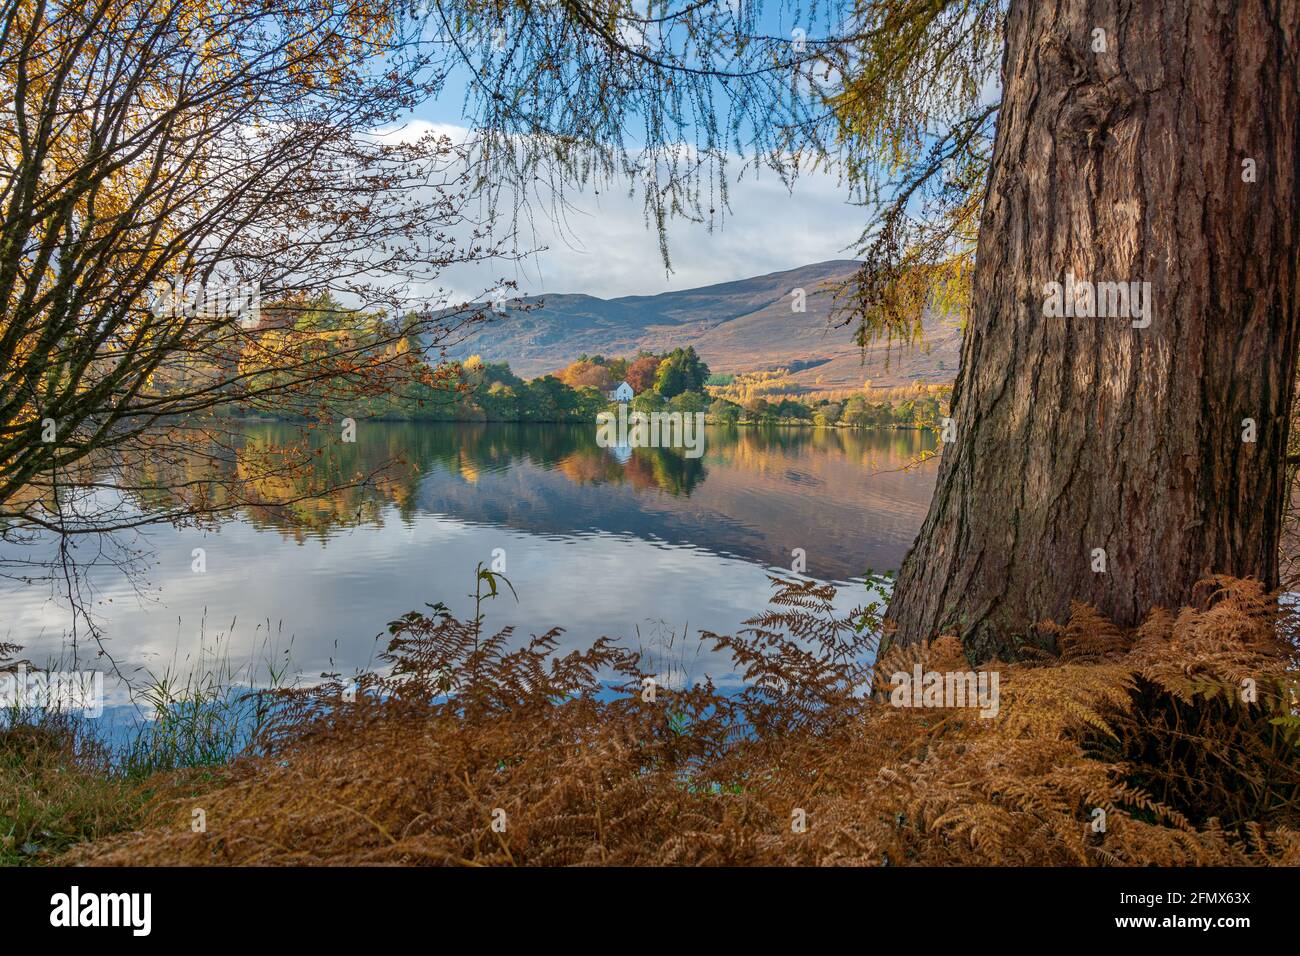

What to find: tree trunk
left=883, top=0, right=1300, bottom=662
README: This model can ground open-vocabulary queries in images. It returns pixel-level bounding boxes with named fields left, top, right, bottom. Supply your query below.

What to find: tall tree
left=883, top=0, right=1299, bottom=660
left=654, top=346, right=709, bottom=398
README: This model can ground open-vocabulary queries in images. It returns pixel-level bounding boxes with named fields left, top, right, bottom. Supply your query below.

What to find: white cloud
left=501, top=168, right=863, bottom=299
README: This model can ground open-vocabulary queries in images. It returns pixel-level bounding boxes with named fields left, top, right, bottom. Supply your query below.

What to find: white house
left=608, top=381, right=635, bottom=402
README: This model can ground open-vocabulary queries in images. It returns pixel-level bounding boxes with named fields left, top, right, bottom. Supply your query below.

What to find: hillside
left=441, top=260, right=962, bottom=389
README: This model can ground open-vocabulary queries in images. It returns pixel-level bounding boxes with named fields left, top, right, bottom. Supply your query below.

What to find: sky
left=380, top=6, right=999, bottom=304
left=390, top=118, right=867, bottom=303
left=397, top=8, right=870, bottom=302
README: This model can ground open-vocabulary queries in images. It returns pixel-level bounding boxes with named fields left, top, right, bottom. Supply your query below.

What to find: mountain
left=441, top=260, right=962, bottom=389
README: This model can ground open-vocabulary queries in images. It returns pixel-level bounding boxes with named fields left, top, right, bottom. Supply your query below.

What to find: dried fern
left=65, top=575, right=1300, bottom=866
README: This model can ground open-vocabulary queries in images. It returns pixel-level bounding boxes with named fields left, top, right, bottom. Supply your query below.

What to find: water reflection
left=0, top=422, right=938, bottom=688
left=205, top=422, right=938, bottom=579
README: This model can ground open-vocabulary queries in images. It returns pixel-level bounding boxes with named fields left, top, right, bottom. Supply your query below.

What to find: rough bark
left=884, top=0, right=1300, bottom=662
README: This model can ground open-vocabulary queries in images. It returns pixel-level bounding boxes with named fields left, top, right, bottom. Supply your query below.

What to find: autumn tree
left=603, top=357, right=629, bottom=382
left=653, top=346, right=710, bottom=398
left=625, top=355, right=661, bottom=394
left=559, top=360, right=614, bottom=392
left=0, top=0, right=511, bottom=544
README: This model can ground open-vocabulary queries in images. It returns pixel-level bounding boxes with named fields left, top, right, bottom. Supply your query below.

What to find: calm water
left=0, top=422, right=938, bottom=699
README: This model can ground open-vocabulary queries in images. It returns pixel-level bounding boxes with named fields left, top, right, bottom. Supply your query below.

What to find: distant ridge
left=443, top=260, right=962, bottom=388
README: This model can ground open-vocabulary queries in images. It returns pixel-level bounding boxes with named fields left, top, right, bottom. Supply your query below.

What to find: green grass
left=0, top=714, right=145, bottom=865
left=1, top=631, right=297, bottom=865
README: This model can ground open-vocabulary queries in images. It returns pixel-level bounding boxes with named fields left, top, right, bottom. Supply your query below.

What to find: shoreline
left=217, top=414, right=942, bottom=432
